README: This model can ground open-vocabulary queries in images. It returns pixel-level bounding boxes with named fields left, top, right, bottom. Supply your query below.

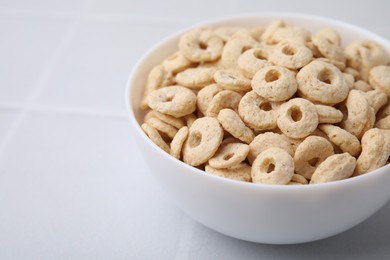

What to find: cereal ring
left=315, top=28, right=341, bottom=46
left=310, top=153, right=356, bottom=184
left=277, top=98, right=319, bottom=139
left=248, top=132, right=294, bottom=164
left=141, top=65, right=175, bottom=109
left=296, top=60, right=349, bottom=105
left=315, top=57, right=346, bottom=70
left=206, top=90, right=242, bottom=117
left=214, top=26, right=248, bottom=42
left=344, top=67, right=361, bottom=81
left=355, top=128, right=390, bottom=175
left=377, top=103, right=390, bottom=120
left=237, top=47, right=272, bottom=78
left=205, top=163, right=251, bottom=182
left=141, top=123, right=169, bottom=153
left=162, top=51, right=195, bottom=74
left=179, top=28, right=224, bottom=62
left=249, top=26, right=265, bottom=42
left=208, top=142, right=249, bottom=169
left=213, top=69, right=252, bottom=92
left=252, top=66, right=297, bottom=102
left=290, top=174, right=309, bottom=185
left=260, top=20, right=286, bottom=43
left=145, top=117, right=178, bottom=139
left=344, top=73, right=355, bottom=90
left=144, top=110, right=185, bottom=129
left=268, top=42, right=313, bottom=70
left=369, top=65, right=390, bottom=96
left=251, top=147, right=294, bottom=185
left=170, top=126, right=189, bottom=159
left=220, top=35, right=258, bottom=68
left=339, top=89, right=372, bottom=139
left=315, top=105, right=343, bottom=124
left=376, top=116, right=390, bottom=129
left=217, top=109, right=254, bottom=144
left=184, top=113, right=197, bottom=128
left=196, top=83, right=223, bottom=115
left=318, top=124, right=361, bottom=156
left=294, top=136, right=334, bottom=179
left=238, top=90, right=279, bottom=131
left=182, top=117, right=223, bottom=166
left=268, top=26, right=311, bottom=45
left=365, top=89, right=388, bottom=113
left=176, top=67, right=216, bottom=89
left=147, top=85, right=197, bottom=118
left=312, top=34, right=346, bottom=65
left=353, top=80, right=373, bottom=92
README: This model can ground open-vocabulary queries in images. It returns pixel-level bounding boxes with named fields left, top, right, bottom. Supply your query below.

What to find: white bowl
left=126, top=13, right=390, bottom=244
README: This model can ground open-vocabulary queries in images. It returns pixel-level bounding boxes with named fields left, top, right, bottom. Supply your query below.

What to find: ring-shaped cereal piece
left=294, top=136, right=334, bottom=179
left=269, top=42, right=313, bottom=70
left=205, top=163, right=251, bottom=182
left=353, top=80, right=372, bottom=92
left=214, top=26, right=248, bottom=42
left=252, top=65, right=298, bottom=102
left=147, top=85, right=197, bottom=118
left=208, top=142, right=249, bottom=169
left=220, top=35, right=258, bottom=69
left=206, top=90, right=242, bottom=117
left=289, top=174, right=309, bottom=185
left=170, top=126, right=189, bottom=159
left=310, top=153, right=356, bottom=184
left=196, top=83, right=223, bottom=115
left=145, top=117, right=178, bottom=139
left=315, top=28, right=341, bottom=46
left=251, top=147, right=294, bottom=185
left=213, top=69, right=252, bottom=92
left=296, top=60, right=349, bottom=105
left=312, top=35, right=346, bottom=65
left=338, top=89, right=371, bottom=139
left=268, top=26, right=311, bottom=45
left=162, top=51, right=195, bottom=74
left=260, top=20, right=286, bottom=43
left=376, top=116, right=390, bottom=129
left=179, top=28, right=224, bottom=62
left=248, top=132, right=294, bottom=164
left=277, top=98, right=319, bottom=139
left=355, top=128, right=390, bottom=175
left=365, top=89, right=388, bottom=113
left=144, top=110, right=185, bottom=129
left=176, top=67, right=216, bottom=89
left=318, top=124, right=361, bottom=156
left=217, top=109, right=254, bottom=144
left=237, top=47, right=272, bottom=78
left=182, top=117, right=223, bottom=166
left=315, top=105, right=343, bottom=124
left=141, top=123, right=170, bottom=153
left=238, top=90, right=279, bottom=131
left=369, top=65, right=390, bottom=97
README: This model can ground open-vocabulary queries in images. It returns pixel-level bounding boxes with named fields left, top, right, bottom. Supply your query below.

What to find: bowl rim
left=126, top=12, right=390, bottom=191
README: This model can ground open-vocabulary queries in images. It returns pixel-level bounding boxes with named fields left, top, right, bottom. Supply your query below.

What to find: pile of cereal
left=140, top=20, right=390, bottom=185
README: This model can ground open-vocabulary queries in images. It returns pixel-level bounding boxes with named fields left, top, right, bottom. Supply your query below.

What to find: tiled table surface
left=1, top=0, right=390, bottom=259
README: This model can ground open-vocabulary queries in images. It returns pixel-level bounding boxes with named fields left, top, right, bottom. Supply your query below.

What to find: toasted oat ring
left=141, top=65, right=175, bottom=109
left=355, top=128, right=390, bottom=175
left=376, top=116, right=390, bottom=129
left=296, top=60, right=349, bottom=105
left=238, top=90, right=279, bottom=131
left=220, top=35, right=257, bottom=69
left=315, top=28, right=341, bottom=45
left=339, top=89, right=371, bottom=139
left=182, top=117, right=223, bottom=166
left=237, top=47, right=272, bottom=78
left=252, top=65, right=298, bottom=102
left=184, top=113, right=196, bottom=128
left=268, top=26, right=311, bottom=45
left=145, top=117, right=178, bottom=139
left=205, top=163, right=251, bottom=182
left=310, top=153, right=356, bottom=184
left=353, top=80, right=373, bottom=92
left=312, top=34, right=346, bottom=65
left=251, top=147, right=294, bottom=185
left=170, top=126, right=189, bottom=159
left=206, top=90, right=242, bottom=117
left=214, top=26, right=248, bottom=42
left=213, top=69, right=252, bottom=92
left=344, top=73, right=355, bottom=90
left=208, top=142, right=249, bottom=169
left=315, top=105, right=343, bottom=124
left=248, top=132, right=294, bottom=164
left=269, top=42, right=313, bottom=70
left=147, top=85, right=197, bottom=118
left=144, top=110, right=185, bottom=129
left=217, top=109, right=254, bottom=144
left=179, top=28, right=223, bottom=62
left=196, top=83, right=223, bottom=115
left=289, top=174, right=309, bottom=185
left=260, top=20, right=286, bottom=43
left=365, top=89, right=388, bottom=113
left=277, top=98, right=318, bottom=139
left=369, top=65, right=390, bottom=96
left=162, top=51, right=195, bottom=74
left=176, top=67, right=216, bottom=89
left=141, top=123, right=169, bottom=153
left=294, top=136, right=334, bottom=179
left=318, top=124, right=361, bottom=156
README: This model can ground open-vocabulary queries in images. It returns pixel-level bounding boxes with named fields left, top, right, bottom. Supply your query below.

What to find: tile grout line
left=0, top=0, right=93, bottom=158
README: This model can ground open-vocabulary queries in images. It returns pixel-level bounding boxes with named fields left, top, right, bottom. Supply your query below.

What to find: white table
left=1, top=0, right=390, bottom=259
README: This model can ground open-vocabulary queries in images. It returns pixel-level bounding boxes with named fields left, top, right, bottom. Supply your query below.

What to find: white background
left=1, top=0, right=390, bottom=259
